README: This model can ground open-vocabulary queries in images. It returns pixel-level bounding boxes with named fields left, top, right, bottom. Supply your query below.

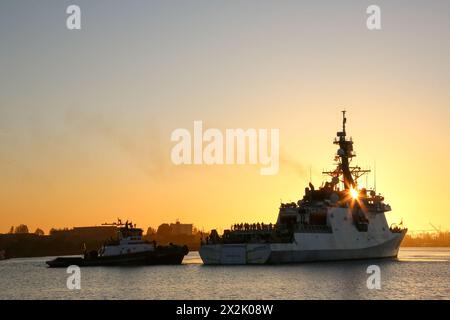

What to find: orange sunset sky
left=1, top=1, right=449, bottom=233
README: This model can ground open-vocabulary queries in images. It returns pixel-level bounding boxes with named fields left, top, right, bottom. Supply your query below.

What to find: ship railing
left=390, top=225, right=407, bottom=233
left=297, top=225, right=332, bottom=233
left=229, top=229, right=273, bottom=235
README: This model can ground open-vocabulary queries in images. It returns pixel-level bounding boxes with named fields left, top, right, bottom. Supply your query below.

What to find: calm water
left=0, top=248, right=449, bottom=300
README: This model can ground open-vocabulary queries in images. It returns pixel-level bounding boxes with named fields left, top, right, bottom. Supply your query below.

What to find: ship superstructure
left=200, top=112, right=407, bottom=264
left=97, top=220, right=155, bottom=257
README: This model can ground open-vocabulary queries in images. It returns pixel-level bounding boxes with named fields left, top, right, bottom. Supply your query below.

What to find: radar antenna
left=322, top=111, right=370, bottom=190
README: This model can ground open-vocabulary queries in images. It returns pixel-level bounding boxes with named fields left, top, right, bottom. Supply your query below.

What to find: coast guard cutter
left=199, top=111, right=407, bottom=264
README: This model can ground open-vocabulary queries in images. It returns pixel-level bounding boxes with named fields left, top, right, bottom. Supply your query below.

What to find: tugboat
left=200, top=111, right=407, bottom=264
left=46, top=220, right=189, bottom=267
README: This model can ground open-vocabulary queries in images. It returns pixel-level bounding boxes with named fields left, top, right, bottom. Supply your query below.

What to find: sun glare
left=350, top=188, right=358, bottom=199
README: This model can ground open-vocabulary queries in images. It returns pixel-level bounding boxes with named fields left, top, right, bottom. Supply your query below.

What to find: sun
left=350, top=187, right=358, bottom=199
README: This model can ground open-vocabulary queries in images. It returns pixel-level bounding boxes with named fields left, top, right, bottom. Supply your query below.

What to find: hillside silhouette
left=0, top=222, right=205, bottom=259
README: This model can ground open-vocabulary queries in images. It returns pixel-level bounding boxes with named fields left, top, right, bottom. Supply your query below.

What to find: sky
left=1, top=0, right=449, bottom=233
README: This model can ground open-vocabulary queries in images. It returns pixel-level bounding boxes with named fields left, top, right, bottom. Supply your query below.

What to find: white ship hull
left=200, top=232, right=405, bottom=264
left=199, top=207, right=407, bottom=265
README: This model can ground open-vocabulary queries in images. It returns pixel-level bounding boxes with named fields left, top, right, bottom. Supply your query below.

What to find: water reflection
left=0, top=248, right=448, bottom=299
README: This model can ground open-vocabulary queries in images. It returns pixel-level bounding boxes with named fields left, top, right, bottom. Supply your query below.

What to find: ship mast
left=337, top=110, right=354, bottom=189
left=323, top=111, right=370, bottom=190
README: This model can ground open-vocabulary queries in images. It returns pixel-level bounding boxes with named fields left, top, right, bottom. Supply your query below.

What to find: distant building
left=50, top=226, right=117, bottom=239
left=170, top=221, right=193, bottom=236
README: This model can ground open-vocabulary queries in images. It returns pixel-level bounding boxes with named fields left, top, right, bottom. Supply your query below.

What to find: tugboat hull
left=46, top=246, right=188, bottom=268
